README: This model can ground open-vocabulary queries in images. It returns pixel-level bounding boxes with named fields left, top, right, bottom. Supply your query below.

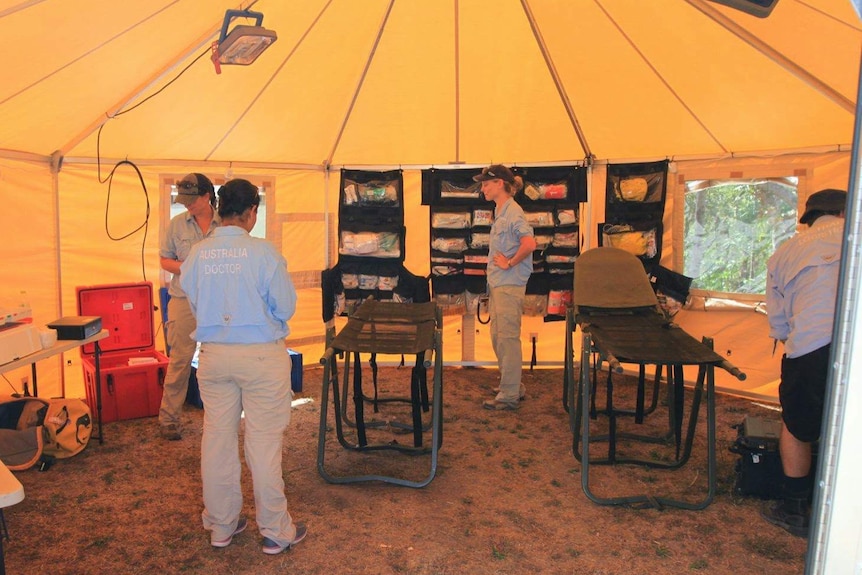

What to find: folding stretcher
left=564, top=247, right=746, bottom=509
left=317, top=299, right=444, bottom=488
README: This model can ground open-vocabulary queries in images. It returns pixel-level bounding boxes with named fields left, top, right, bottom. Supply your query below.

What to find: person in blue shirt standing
left=762, top=188, right=846, bottom=538
left=159, top=173, right=219, bottom=441
left=474, top=165, right=537, bottom=411
left=180, top=178, right=307, bottom=555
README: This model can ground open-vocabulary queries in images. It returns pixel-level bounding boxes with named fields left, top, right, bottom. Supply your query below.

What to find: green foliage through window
left=683, top=179, right=797, bottom=294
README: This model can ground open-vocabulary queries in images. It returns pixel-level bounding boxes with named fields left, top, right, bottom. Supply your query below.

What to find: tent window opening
left=170, top=183, right=267, bottom=239
left=683, top=178, right=798, bottom=295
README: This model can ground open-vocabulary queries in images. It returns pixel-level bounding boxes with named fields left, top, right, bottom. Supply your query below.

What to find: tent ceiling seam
left=792, top=0, right=862, bottom=33
left=594, top=0, right=729, bottom=154
left=325, top=0, right=396, bottom=168
left=0, top=148, right=50, bottom=163
left=520, top=0, right=592, bottom=159
left=204, top=0, right=335, bottom=162
left=0, top=0, right=181, bottom=108
left=61, top=156, right=325, bottom=171
left=454, top=0, right=461, bottom=164
left=0, top=0, right=47, bottom=20
left=56, top=0, right=260, bottom=159
left=686, top=0, right=856, bottom=113
left=324, top=143, right=850, bottom=171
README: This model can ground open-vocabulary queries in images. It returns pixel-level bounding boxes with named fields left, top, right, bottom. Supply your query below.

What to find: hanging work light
left=211, top=9, right=277, bottom=73
left=706, top=0, right=779, bottom=17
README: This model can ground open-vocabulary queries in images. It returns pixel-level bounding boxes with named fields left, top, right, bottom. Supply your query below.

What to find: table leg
left=28, top=363, right=37, bottom=397
left=94, top=341, right=103, bottom=444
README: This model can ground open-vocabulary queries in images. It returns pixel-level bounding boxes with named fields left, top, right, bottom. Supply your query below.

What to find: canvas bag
left=0, top=395, right=92, bottom=470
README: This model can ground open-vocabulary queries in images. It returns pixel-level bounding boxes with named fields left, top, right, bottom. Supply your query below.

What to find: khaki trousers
left=159, top=297, right=197, bottom=428
left=197, top=341, right=298, bottom=545
left=489, top=284, right=526, bottom=404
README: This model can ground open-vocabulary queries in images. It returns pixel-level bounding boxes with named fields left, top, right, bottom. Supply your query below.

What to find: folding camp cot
left=317, top=299, right=444, bottom=488
left=564, top=247, right=746, bottom=510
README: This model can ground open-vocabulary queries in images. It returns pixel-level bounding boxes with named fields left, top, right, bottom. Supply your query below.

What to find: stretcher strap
left=353, top=352, right=367, bottom=447
left=370, top=353, right=379, bottom=413
left=530, top=337, right=537, bottom=372
left=673, top=364, right=684, bottom=459
left=411, top=358, right=423, bottom=448
left=635, top=364, right=646, bottom=424
left=416, top=352, right=429, bottom=412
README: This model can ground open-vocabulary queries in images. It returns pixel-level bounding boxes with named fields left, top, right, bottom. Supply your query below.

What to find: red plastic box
left=78, top=282, right=168, bottom=423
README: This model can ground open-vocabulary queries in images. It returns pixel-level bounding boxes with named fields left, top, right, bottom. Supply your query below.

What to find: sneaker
left=761, top=500, right=809, bottom=538
left=483, top=399, right=520, bottom=411
left=491, top=387, right=526, bottom=400
left=211, top=516, right=247, bottom=548
left=160, top=424, right=182, bottom=441
left=262, top=522, right=307, bottom=555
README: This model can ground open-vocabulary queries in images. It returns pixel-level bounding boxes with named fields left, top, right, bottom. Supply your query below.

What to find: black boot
left=761, top=493, right=810, bottom=538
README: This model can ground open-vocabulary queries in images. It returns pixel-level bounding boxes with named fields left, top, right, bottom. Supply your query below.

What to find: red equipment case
left=78, top=282, right=168, bottom=423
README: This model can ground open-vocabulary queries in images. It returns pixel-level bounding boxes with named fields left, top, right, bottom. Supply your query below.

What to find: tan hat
left=175, top=173, right=214, bottom=206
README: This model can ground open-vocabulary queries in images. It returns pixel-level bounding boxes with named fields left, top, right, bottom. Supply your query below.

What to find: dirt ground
left=6, top=364, right=808, bottom=575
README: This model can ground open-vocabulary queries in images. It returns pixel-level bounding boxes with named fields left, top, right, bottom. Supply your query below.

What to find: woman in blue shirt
left=181, top=179, right=306, bottom=555
left=474, top=165, right=537, bottom=410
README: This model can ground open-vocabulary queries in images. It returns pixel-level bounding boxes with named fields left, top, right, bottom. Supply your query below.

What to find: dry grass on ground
left=6, top=366, right=807, bottom=574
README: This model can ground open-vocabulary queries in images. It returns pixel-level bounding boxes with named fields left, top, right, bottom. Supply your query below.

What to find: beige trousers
left=489, top=284, right=526, bottom=404
left=197, top=341, right=298, bottom=546
left=159, top=297, right=197, bottom=428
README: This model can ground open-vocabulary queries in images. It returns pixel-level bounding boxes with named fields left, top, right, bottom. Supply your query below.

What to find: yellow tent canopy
left=0, top=0, right=859, bottom=400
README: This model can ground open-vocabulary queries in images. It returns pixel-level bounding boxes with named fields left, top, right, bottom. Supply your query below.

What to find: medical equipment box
left=0, top=323, right=42, bottom=365
left=77, top=282, right=168, bottom=423
left=46, top=316, right=102, bottom=340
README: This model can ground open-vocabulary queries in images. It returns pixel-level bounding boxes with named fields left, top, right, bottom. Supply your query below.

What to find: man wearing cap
left=474, top=164, right=537, bottom=411
left=158, top=173, right=220, bottom=440
left=762, top=188, right=846, bottom=537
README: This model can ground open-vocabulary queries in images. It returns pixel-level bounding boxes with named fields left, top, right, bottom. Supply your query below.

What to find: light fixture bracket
left=214, top=9, right=277, bottom=68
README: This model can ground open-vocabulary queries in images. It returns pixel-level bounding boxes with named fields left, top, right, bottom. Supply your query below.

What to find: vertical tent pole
left=806, top=56, right=862, bottom=575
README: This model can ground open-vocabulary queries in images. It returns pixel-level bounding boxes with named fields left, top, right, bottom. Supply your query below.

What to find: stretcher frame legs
left=566, top=322, right=717, bottom=510
left=316, top=329, right=444, bottom=488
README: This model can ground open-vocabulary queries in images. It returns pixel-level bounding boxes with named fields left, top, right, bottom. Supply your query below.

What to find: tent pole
left=454, top=0, right=461, bottom=163
left=325, top=0, right=396, bottom=167
left=56, top=0, right=262, bottom=158
left=50, top=162, right=65, bottom=397
left=805, top=56, right=862, bottom=575
left=685, top=0, right=855, bottom=114
left=204, top=0, right=335, bottom=160
left=520, top=0, right=592, bottom=159
left=583, top=164, right=594, bottom=252
left=0, top=149, right=49, bottom=164
left=324, top=167, right=332, bottom=270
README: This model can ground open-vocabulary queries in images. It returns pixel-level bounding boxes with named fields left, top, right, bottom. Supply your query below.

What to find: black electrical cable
left=95, top=48, right=210, bottom=282
left=96, top=48, right=210, bottom=184
left=103, top=160, right=150, bottom=281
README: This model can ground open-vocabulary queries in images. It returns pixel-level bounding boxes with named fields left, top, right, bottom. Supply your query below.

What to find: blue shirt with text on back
left=179, top=226, right=297, bottom=344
